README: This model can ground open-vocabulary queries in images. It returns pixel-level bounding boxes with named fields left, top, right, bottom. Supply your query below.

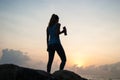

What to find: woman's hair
left=48, top=14, right=59, bottom=27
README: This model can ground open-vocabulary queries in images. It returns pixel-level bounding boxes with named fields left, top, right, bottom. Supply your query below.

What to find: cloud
left=0, top=48, right=58, bottom=70
left=0, top=48, right=30, bottom=66
left=28, top=59, right=60, bottom=73
left=69, top=62, right=120, bottom=79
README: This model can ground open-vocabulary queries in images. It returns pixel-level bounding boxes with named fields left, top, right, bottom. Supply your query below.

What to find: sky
left=0, top=0, right=120, bottom=68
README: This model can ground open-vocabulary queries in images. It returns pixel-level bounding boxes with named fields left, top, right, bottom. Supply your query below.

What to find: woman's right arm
left=46, top=28, right=49, bottom=50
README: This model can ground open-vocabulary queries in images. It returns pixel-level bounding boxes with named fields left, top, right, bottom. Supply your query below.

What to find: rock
left=0, top=64, right=19, bottom=80
left=0, top=64, right=88, bottom=80
left=0, top=64, right=54, bottom=80
left=53, top=70, right=88, bottom=80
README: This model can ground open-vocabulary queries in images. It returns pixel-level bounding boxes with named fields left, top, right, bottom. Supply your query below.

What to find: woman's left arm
left=56, top=23, right=64, bottom=35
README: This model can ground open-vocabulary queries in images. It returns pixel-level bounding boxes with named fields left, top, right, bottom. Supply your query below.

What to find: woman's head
left=48, top=14, right=59, bottom=27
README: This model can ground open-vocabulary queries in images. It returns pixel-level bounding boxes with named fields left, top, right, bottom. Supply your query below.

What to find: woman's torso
left=48, top=24, right=61, bottom=45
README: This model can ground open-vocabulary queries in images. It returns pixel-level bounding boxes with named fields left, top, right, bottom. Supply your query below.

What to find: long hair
left=48, top=14, right=59, bottom=28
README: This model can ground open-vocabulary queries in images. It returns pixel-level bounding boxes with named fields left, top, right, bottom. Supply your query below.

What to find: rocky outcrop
left=0, top=64, right=53, bottom=80
left=0, top=64, right=87, bottom=80
left=53, top=70, right=87, bottom=80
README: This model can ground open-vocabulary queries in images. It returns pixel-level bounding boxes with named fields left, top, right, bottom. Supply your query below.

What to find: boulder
left=53, top=70, right=88, bottom=80
left=0, top=64, right=87, bottom=80
left=0, top=64, right=53, bottom=80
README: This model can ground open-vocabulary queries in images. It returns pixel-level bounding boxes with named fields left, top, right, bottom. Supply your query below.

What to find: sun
left=74, top=61, right=84, bottom=67
left=77, top=64, right=83, bottom=67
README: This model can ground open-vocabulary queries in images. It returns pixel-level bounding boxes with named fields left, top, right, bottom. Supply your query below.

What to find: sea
left=82, top=75, right=120, bottom=80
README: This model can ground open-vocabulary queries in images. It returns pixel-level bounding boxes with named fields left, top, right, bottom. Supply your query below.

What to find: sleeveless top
left=48, top=24, right=61, bottom=45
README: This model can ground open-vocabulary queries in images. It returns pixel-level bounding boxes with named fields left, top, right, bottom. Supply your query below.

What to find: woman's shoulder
left=56, top=23, right=61, bottom=26
left=56, top=23, right=61, bottom=28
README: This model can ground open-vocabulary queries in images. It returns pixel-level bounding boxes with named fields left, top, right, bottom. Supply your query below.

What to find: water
left=81, top=74, right=120, bottom=80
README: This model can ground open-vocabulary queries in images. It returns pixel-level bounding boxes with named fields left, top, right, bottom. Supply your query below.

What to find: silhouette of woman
left=46, top=14, right=67, bottom=73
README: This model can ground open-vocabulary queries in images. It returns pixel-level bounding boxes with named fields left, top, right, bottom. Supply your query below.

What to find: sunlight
left=74, top=60, right=84, bottom=67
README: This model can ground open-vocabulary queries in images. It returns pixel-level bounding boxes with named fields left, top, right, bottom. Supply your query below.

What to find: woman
left=46, top=14, right=67, bottom=73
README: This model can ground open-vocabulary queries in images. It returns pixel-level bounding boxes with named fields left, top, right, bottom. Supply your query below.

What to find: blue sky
left=0, top=0, right=120, bottom=67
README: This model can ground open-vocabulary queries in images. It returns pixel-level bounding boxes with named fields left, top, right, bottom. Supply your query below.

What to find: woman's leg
left=56, top=44, right=66, bottom=70
left=47, top=45, right=55, bottom=73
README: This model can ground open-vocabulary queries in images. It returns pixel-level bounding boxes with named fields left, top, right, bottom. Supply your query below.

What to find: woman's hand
left=63, top=26, right=67, bottom=35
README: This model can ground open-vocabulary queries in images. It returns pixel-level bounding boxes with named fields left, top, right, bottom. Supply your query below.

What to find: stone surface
left=53, top=70, right=88, bottom=80
left=0, top=64, right=87, bottom=80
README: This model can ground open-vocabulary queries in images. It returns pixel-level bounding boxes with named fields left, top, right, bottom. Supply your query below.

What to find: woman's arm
left=56, top=23, right=64, bottom=35
left=46, top=27, right=49, bottom=50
